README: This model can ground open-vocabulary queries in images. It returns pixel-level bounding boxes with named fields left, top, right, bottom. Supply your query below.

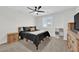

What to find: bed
left=18, top=26, right=50, bottom=50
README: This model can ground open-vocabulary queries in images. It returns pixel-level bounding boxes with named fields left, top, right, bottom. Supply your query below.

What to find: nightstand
left=7, top=32, right=19, bottom=44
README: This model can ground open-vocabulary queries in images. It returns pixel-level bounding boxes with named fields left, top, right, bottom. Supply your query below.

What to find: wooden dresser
left=7, top=32, right=19, bottom=44
left=67, top=22, right=79, bottom=52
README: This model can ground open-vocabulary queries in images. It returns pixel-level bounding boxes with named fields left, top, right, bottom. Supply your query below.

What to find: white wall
left=0, top=7, right=35, bottom=44
left=35, top=8, right=76, bottom=40
left=53, top=8, right=75, bottom=40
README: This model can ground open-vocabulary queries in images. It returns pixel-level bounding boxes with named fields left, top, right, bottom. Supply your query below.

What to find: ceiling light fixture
left=27, top=6, right=45, bottom=15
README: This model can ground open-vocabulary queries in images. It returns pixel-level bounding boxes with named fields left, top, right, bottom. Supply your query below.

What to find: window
left=42, top=16, right=53, bottom=28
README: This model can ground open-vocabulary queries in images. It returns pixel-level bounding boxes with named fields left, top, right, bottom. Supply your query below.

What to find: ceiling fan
left=27, top=6, right=45, bottom=15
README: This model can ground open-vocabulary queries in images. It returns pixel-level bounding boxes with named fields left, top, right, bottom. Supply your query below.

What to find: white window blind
left=42, top=16, right=53, bottom=28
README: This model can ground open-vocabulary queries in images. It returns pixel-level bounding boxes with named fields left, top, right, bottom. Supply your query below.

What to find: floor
left=0, top=37, right=70, bottom=52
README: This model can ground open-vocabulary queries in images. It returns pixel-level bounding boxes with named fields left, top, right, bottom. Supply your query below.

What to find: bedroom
left=0, top=6, right=78, bottom=52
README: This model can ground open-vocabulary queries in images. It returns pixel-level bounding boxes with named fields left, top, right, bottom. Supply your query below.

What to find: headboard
left=18, top=26, right=37, bottom=32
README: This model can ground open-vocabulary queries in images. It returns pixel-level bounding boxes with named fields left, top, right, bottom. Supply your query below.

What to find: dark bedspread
left=19, top=31, right=50, bottom=50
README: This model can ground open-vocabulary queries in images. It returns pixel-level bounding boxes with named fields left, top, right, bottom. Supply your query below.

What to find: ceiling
left=8, top=6, right=76, bottom=16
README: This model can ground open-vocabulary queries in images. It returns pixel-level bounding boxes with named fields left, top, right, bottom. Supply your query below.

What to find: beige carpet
left=0, top=37, right=70, bottom=52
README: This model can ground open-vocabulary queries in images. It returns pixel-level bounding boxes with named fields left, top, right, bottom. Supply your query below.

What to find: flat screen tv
left=74, top=13, right=79, bottom=31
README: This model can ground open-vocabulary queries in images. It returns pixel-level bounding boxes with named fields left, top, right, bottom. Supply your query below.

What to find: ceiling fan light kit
left=27, top=6, right=45, bottom=15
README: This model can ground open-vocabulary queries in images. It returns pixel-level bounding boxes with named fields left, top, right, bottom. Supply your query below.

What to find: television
left=74, top=13, right=79, bottom=31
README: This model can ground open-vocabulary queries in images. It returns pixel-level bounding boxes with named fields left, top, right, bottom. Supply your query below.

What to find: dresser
left=7, top=32, right=19, bottom=44
left=67, top=22, right=79, bottom=52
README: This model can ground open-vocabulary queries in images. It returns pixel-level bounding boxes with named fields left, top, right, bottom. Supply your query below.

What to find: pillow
left=19, top=27, right=23, bottom=32
left=23, top=27, right=30, bottom=31
left=30, top=27, right=35, bottom=31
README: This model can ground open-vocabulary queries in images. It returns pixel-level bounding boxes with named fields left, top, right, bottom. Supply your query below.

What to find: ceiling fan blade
left=38, top=11, right=45, bottom=13
left=27, top=7, right=34, bottom=11
left=38, top=6, right=41, bottom=10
